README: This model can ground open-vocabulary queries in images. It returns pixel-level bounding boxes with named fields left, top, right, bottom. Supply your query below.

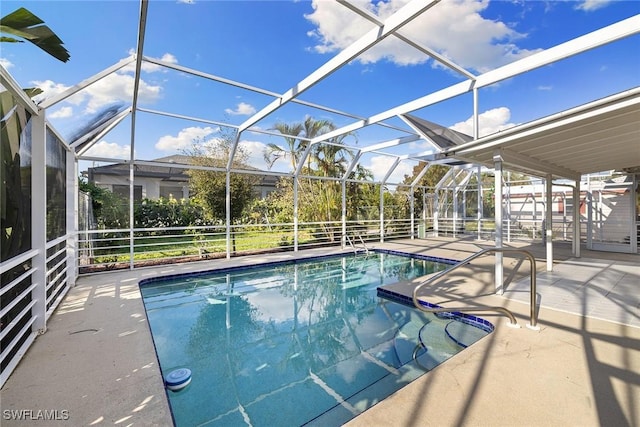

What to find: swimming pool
left=140, top=250, right=493, bottom=426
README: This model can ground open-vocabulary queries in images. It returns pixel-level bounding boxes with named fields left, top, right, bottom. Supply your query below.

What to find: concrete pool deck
left=1, top=237, right=638, bottom=426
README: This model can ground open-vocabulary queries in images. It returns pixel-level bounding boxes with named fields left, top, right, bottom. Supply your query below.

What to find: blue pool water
left=140, top=250, right=493, bottom=426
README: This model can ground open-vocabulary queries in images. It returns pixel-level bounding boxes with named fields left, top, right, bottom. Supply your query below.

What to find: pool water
left=140, top=251, right=492, bottom=426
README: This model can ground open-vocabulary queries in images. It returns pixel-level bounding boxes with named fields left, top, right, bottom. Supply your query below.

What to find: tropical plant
left=1, top=8, right=69, bottom=262
left=1, top=7, right=70, bottom=63
left=265, top=117, right=367, bottom=242
left=263, top=116, right=335, bottom=172
left=184, top=129, right=259, bottom=251
left=264, top=122, right=304, bottom=171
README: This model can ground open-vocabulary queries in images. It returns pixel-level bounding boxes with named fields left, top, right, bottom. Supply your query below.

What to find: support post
left=453, top=185, right=458, bottom=237
left=573, top=179, right=581, bottom=257
left=293, top=177, right=299, bottom=252
left=493, top=151, right=504, bottom=295
left=422, top=188, right=427, bottom=237
left=32, top=114, right=47, bottom=334
left=477, top=165, right=482, bottom=240
left=226, top=171, right=231, bottom=258
left=586, top=188, right=593, bottom=249
left=410, top=186, right=415, bottom=239
left=506, top=172, right=511, bottom=243
left=434, top=189, right=439, bottom=237
left=630, top=174, right=638, bottom=254
left=379, top=184, right=384, bottom=243
left=341, top=179, right=347, bottom=248
left=67, top=149, right=78, bottom=284
left=545, top=174, right=553, bottom=271
left=129, top=163, right=135, bottom=268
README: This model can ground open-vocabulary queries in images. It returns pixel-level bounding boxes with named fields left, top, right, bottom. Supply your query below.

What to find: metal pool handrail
left=411, top=248, right=539, bottom=330
left=345, top=233, right=369, bottom=254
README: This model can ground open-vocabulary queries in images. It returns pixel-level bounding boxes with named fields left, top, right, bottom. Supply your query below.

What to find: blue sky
left=2, top=0, right=639, bottom=182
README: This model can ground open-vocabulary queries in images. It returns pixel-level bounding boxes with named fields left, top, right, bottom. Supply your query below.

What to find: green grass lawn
left=91, top=229, right=315, bottom=264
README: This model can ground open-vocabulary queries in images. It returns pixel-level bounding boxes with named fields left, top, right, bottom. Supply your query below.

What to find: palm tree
left=264, top=122, right=304, bottom=171
left=311, top=129, right=357, bottom=178
left=300, top=116, right=332, bottom=172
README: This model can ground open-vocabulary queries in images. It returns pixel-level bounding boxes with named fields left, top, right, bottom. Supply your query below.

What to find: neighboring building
left=505, top=174, right=638, bottom=252
left=86, top=155, right=279, bottom=201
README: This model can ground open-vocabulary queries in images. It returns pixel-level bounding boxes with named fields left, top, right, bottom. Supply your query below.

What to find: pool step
left=393, top=320, right=463, bottom=370
left=444, top=320, right=490, bottom=348
left=393, top=321, right=429, bottom=367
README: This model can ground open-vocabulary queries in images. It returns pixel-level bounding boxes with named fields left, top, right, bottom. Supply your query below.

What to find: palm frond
left=0, top=8, right=70, bottom=62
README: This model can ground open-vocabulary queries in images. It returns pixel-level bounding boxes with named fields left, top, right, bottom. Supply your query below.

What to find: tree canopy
left=184, top=130, right=258, bottom=224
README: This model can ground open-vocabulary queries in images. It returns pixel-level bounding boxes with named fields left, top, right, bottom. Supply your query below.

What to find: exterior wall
left=590, top=190, right=633, bottom=244
left=91, top=171, right=274, bottom=201
left=506, top=180, right=633, bottom=245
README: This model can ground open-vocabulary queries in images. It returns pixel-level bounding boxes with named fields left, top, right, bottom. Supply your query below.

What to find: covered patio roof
left=432, top=87, right=640, bottom=181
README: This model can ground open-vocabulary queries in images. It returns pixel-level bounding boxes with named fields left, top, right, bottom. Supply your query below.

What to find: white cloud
left=575, top=0, right=611, bottom=11
left=48, top=106, right=73, bottom=119
left=85, top=72, right=162, bottom=113
left=225, top=102, right=256, bottom=116
left=0, top=58, right=13, bottom=69
left=155, top=126, right=218, bottom=152
left=126, top=50, right=179, bottom=73
left=537, top=85, right=553, bottom=91
left=450, top=107, right=517, bottom=137
left=305, top=0, right=541, bottom=72
left=33, top=72, right=162, bottom=114
left=31, top=80, right=71, bottom=104
left=367, top=155, right=413, bottom=183
left=83, top=140, right=131, bottom=158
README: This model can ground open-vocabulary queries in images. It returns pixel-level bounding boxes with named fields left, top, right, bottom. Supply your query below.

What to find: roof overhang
left=436, top=87, right=640, bottom=181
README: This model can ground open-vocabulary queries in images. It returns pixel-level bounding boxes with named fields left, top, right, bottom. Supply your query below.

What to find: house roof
left=88, top=155, right=279, bottom=186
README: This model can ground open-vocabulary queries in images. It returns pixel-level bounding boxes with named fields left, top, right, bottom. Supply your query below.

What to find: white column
left=586, top=188, right=593, bottom=249
left=379, top=185, right=384, bottom=243
left=32, top=114, right=47, bottom=334
left=630, top=174, right=637, bottom=253
left=573, top=180, right=581, bottom=257
left=453, top=186, right=458, bottom=237
left=422, top=188, right=427, bottom=236
left=506, top=173, right=511, bottom=243
left=341, top=179, right=347, bottom=248
left=129, top=163, right=135, bottom=268
left=293, top=178, right=299, bottom=252
left=410, top=186, right=415, bottom=239
left=66, top=149, right=78, bottom=285
left=493, top=152, right=504, bottom=295
left=477, top=166, right=482, bottom=240
left=226, top=171, right=231, bottom=258
left=546, top=174, right=553, bottom=271
left=434, top=189, right=439, bottom=237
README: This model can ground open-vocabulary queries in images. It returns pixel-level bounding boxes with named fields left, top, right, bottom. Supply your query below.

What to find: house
left=86, top=155, right=279, bottom=201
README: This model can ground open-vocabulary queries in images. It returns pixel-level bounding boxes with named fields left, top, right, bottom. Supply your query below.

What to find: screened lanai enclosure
left=1, top=0, right=639, bottom=387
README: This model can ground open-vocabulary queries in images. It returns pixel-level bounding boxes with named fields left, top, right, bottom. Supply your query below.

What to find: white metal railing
left=1, top=232, right=75, bottom=387
left=75, top=211, right=591, bottom=273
